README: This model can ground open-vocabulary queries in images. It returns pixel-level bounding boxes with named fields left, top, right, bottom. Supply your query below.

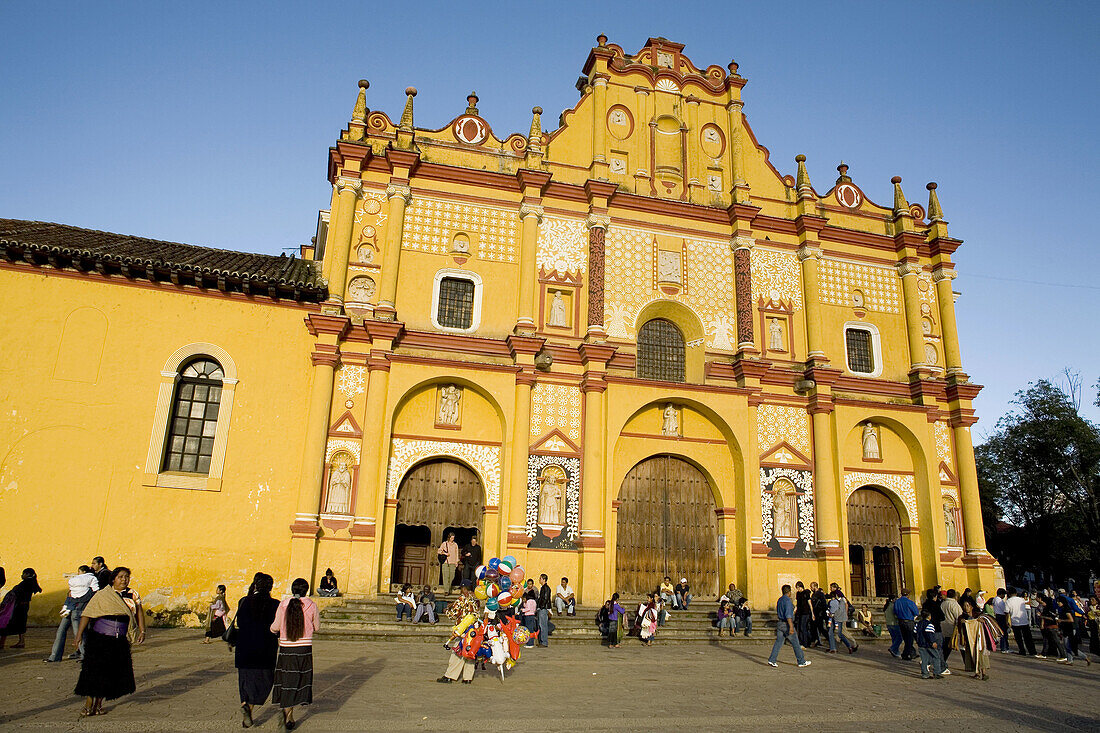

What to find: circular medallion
left=700, top=123, right=725, bottom=158
left=363, top=199, right=381, bottom=214
left=453, top=115, right=488, bottom=145
left=606, top=105, right=634, bottom=140
left=835, top=183, right=862, bottom=209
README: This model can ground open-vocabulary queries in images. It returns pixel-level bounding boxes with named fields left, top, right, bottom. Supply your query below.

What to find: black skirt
left=74, top=629, right=136, bottom=700
left=238, top=667, right=275, bottom=705
left=272, top=646, right=312, bottom=707
left=206, top=617, right=226, bottom=639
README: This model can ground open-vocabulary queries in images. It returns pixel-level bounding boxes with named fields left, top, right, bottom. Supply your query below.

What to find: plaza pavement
left=0, top=627, right=1097, bottom=732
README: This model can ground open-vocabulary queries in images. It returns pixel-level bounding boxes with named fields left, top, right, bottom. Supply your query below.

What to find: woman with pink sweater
left=269, top=578, right=319, bottom=731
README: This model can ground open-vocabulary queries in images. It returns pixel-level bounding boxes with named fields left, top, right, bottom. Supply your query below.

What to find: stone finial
left=597, top=34, right=608, bottom=47
left=927, top=182, right=944, bottom=221
left=529, top=106, right=543, bottom=142
left=465, top=92, right=479, bottom=115
left=891, top=176, right=909, bottom=212
left=353, top=79, right=369, bottom=122
left=400, top=86, right=417, bottom=130
left=836, top=162, right=852, bottom=184
left=728, top=60, right=740, bottom=76
left=795, top=154, right=812, bottom=191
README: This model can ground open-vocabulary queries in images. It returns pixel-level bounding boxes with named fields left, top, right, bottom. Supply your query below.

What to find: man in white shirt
left=1004, top=587, right=1036, bottom=656
left=554, top=577, right=575, bottom=616
left=991, top=588, right=1010, bottom=652
left=46, top=564, right=99, bottom=662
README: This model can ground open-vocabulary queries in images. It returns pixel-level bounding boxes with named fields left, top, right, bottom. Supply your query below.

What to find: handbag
left=222, top=614, right=238, bottom=646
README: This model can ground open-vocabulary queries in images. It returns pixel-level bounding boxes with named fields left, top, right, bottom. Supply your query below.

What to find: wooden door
left=849, top=544, right=866, bottom=597
left=394, top=459, right=483, bottom=588
left=616, top=455, right=718, bottom=597
left=847, top=487, right=903, bottom=598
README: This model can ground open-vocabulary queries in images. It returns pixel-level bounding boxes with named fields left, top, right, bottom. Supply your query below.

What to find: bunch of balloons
left=471, top=555, right=525, bottom=613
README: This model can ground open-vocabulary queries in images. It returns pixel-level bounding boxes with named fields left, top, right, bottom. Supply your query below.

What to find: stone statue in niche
left=325, top=453, right=352, bottom=514
left=437, top=385, right=462, bottom=425
left=768, top=318, right=784, bottom=351
left=862, top=422, right=881, bottom=460
left=658, top=250, right=682, bottom=284
left=548, top=290, right=569, bottom=327
left=662, top=403, right=679, bottom=436
left=537, top=465, right=566, bottom=527
left=772, top=480, right=796, bottom=538
left=944, top=503, right=959, bottom=546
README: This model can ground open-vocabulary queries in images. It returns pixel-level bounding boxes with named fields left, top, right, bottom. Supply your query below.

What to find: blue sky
left=2, top=1, right=1097, bottom=433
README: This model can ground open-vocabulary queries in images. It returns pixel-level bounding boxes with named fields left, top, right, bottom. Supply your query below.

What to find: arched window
left=162, top=357, right=225, bottom=474
left=637, top=318, right=685, bottom=382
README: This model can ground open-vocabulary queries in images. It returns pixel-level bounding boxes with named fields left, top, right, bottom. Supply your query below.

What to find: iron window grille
left=637, top=318, right=685, bottom=382
left=845, top=328, right=875, bottom=374
left=436, top=277, right=475, bottom=329
left=162, top=358, right=224, bottom=474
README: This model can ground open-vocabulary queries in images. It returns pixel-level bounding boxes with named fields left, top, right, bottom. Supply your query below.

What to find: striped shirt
left=270, top=597, right=320, bottom=647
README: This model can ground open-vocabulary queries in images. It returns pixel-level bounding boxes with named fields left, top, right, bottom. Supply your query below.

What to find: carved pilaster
left=586, top=221, right=608, bottom=334
left=732, top=236, right=754, bottom=348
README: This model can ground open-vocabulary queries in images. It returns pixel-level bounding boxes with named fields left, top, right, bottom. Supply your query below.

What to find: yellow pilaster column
left=952, top=422, right=987, bottom=556
left=324, top=177, right=362, bottom=305
left=809, top=404, right=844, bottom=580
left=898, top=261, right=927, bottom=370
left=506, top=371, right=536, bottom=550
left=797, top=243, right=826, bottom=359
left=591, top=76, right=609, bottom=180
left=578, top=342, right=615, bottom=605
left=377, top=183, right=411, bottom=317
left=933, top=267, right=963, bottom=374
left=515, top=203, right=543, bottom=331
left=288, top=315, right=349, bottom=588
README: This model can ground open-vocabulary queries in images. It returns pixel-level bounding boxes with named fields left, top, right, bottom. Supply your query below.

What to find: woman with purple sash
left=73, top=566, right=145, bottom=717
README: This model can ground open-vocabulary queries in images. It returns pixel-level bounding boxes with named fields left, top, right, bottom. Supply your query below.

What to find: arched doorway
left=846, top=486, right=903, bottom=599
left=393, top=458, right=483, bottom=588
left=616, top=454, right=718, bottom=597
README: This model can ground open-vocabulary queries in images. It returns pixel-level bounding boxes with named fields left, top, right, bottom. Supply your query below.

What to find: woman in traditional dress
left=638, top=594, right=659, bottom=646
left=235, top=573, right=279, bottom=728
left=0, top=568, right=41, bottom=649
left=607, top=593, right=626, bottom=649
left=952, top=599, right=995, bottom=680
left=73, top=566, right=145, bottom=716
left=204, top=585, right=230, bottom=643
left=271, top=578, right=319, bottom=731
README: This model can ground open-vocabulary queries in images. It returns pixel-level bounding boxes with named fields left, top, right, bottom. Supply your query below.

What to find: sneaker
left=797, top=660, right=812, bottom=668
left=1034, top=654, right=1046, bottom=659
left=1056, top=658, right=1070, bottom=664
left=889, top=650, right=900, bottom=658
left=849, top=645, right=859, bottom=654
left=768, top=661, right=778, bottom=667
left=67, top=652, right=82, bottom=660
left=436, top=676, right=453, bottom=683
left=921, top=675, right=931, bottom=679
left=941, top=669, right=952, bottom=675
left=461, top=679, right=472, bottom=684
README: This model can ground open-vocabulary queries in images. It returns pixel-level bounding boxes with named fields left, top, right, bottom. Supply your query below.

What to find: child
left=916, top=609, right=945, bottom=679
left=716, top=600, right=734, bottom=637
left=395, top=584, right=416, bottom=621
left=521, top=589, right=538, bottom=648
left=203, top=585, right=229, bottom=643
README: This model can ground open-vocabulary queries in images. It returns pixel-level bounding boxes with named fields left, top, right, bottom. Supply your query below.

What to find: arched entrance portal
left=393, top=458, right=483, bottom=588
left=616, top=455, right=718, bottom=597
left=846, top=486, right=903, bottom=599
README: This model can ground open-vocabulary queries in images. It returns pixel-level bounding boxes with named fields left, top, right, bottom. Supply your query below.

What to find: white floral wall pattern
left=402, top=196, right=519, bottom=263
left=843, top=471, right=918, bottom=526
left=602, top=226, right=734, bottom=347
left=325, top=439, right=361, bottom=463
left=750, top=247, right=803, bottom=308
left=525, top=455, right=580, bottom=547
left=756, top=403, right=811, bottom=456
left=934, top=421, right=953, bottom=466
left=386, top=438, right=501, bottom=504
left=536, top=217, right=588, bottom=274
left=759, top=467, right=815, bottom=547
left=530, top=383, right=582, bottom=444
left=337, top=365, right=366, bottom=396
left=820, top=259, right=901, bottom=313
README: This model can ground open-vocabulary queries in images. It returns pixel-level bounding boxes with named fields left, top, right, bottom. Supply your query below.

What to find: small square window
left=437, top=277, right=475, bottom=329
left=845, top=328, right=875, bottom=374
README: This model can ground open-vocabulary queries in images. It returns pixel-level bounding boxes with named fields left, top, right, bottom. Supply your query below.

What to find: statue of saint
left=772, top=490, right=793, bottom=538
left=944, top=504, right=959, bottom=546
left=768, top=318, right=783, bottom=351
left=548, top=290, right=568, bottom=327
left=438, top=385, right=461, bottom=425
left=862, top=422, right=881, bottom=460
left=662, top=403, right=679, bottom=436
left=538, top=469, right=564, bottom=526
left=325, top=456, right=352, bottom=514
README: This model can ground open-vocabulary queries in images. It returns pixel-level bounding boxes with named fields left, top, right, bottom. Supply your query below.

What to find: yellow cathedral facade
left=0, top=36, right=997, bottom=620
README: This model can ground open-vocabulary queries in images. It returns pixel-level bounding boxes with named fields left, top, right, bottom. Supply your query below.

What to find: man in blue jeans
left=536, top=574, right=552, bottom=647
left=893, top=588, right=920, bottom=660
left=768, top=584, right=811, bottom=668
left=45, top=564, right=99, bottom=662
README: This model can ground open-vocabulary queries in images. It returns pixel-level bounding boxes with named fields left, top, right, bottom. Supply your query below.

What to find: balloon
left=486, top=598, right=499, bottom=611
left=497, top=591, right=512, bottom=606
left=499, top=576, right=512, bottom=590
left=510, top=566, right=525, bottom=583
left=485, top=569, right=500, bottom=581
left=475, top=565, right=487, bottom=580
left=488, top=557, right=501, bottom=571
left=474, top=585, right=488, bottom=600
left=512, top=594, right=523, bottom=607
left=512, top=627, right=531, bottom=644
left=497, top=561, right=513, bottom=575
left=486, top=582, right=500, bottom=598
left=503, top=555, right=517, bottom=568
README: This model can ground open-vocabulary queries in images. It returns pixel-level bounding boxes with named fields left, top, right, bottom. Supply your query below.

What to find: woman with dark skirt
left=270, top=578, right=319, bottom=731
left=0, top=568, right=42, bottom=649
left=235, top=573, right=280, bottom=728
left=204, top=584, right=230, bottom=643
left=73, top=566, right=146, bottom=717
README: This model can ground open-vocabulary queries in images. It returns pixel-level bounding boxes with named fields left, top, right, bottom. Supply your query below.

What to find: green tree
left=975, top=377, right=1100, bottom=582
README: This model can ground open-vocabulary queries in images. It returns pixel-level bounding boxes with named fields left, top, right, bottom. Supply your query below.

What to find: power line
left=964, top=273, right=1100, bottom=291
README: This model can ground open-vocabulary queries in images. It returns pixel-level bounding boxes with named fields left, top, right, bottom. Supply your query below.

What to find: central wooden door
left=393, top=458, right=483, bottom=588
left=616, top=455, right=719, bottom=597
left=846, top=486, right=903, bottom=598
